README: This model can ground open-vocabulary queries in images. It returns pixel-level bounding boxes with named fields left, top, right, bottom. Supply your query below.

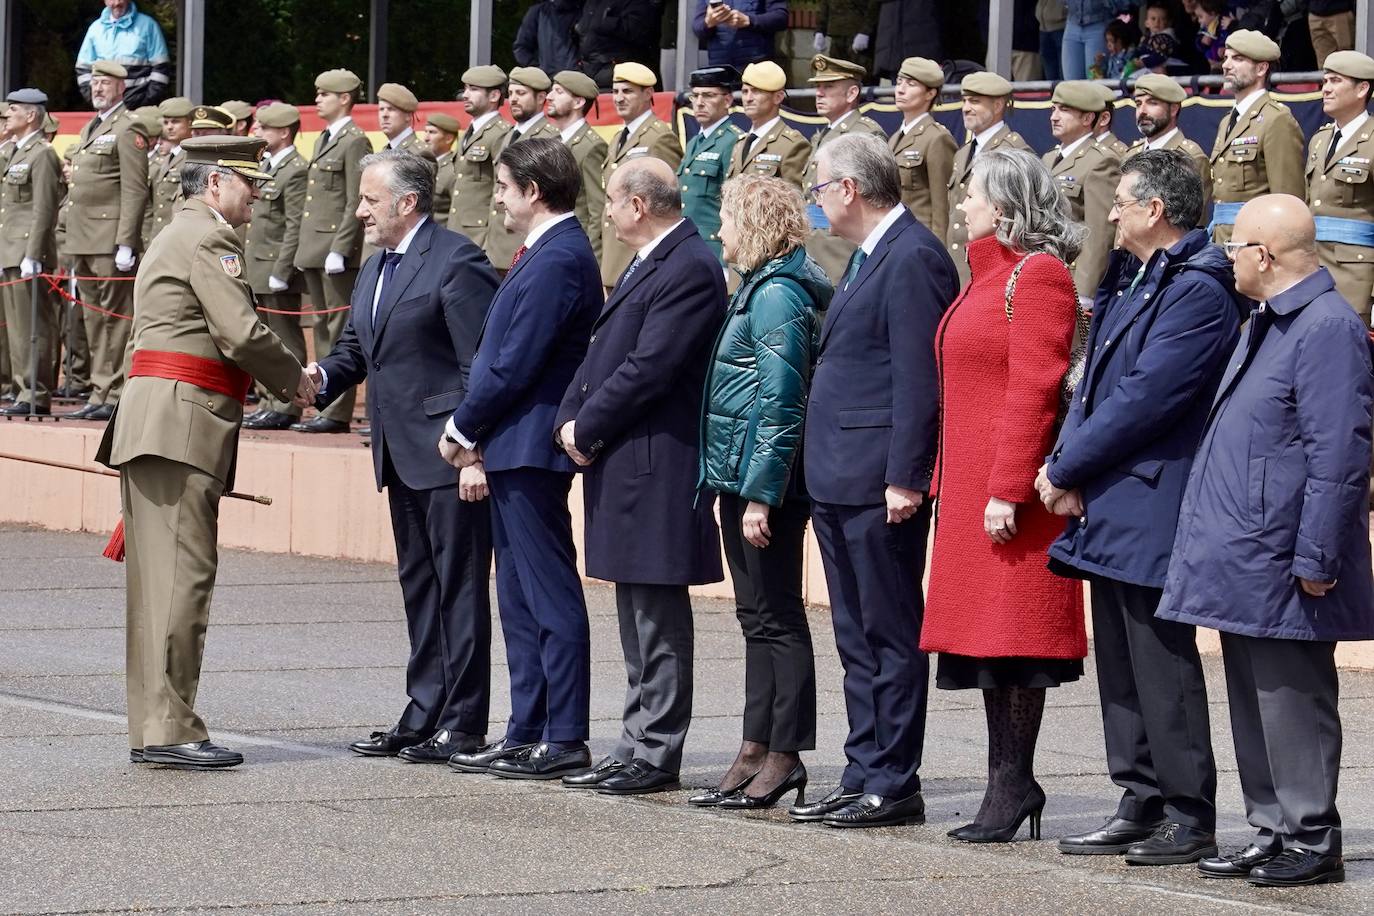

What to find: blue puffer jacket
left=700, top=246, right=832, bottom=506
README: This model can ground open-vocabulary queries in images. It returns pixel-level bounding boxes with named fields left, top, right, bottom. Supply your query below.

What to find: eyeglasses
left=1110, top=197, right=1147, bottom=211
left=807, top=180, right=836, bottom=204
left=1224, top=240, right=1275, bottom=262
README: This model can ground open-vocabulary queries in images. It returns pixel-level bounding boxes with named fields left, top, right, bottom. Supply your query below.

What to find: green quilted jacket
left=699, top=246, right=832, bottom=506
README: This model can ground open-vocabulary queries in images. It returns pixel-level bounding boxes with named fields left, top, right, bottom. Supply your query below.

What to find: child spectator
left=1193, top=0, right=1233, bottom=71
left=1091, top=18, right=1141, bottom=78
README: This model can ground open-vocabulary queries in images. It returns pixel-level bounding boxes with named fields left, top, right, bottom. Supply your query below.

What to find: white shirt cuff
left=316, top=366, right=328, bottom=400
left=444, top=417, right=476, bottom=450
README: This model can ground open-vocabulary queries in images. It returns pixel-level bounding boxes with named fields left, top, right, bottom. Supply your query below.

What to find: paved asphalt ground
left=1, top=525, right=1372, bottom=915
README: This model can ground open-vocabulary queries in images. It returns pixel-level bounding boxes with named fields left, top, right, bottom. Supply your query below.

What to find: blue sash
left=806, top=202, right=830, bottom=231
left=1314, top=215, right=1374, bottom=247
left=1206, top=201, right=1243, bottom=234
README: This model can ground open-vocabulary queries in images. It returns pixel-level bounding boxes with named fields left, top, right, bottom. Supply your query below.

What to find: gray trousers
left=612, top=582, right=694, bottom=773
left=1220, top=632, right=1342, bottom=855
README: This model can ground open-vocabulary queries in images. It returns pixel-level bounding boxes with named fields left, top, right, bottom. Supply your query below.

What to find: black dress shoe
left=143, top=740, right=244, bottom=769
left=85, top=404, right=114, bottom=421
left=67, top=402, right=99, bottom=419
left=823, top=791, right=926, bottom=828
left=1, top=402, right=50, bottom=416
left=290, top=417, right=350, bottom=433
left=561, top=755, right=625, bottom=788
left=788, top=784, right=862, bottom=822
left=1199, top=844, right=1279, bottom=878
left=55, top=385, right=92, bottom=400
left=397, top=729, right=482, bottom=763
left=243, top=410, right=300, bottom=430
left=1057, top=815, right=1164, bottom=855
left=596, top=759, right=679, bottom=795
left=129, top=748, right=145, bottom=763
left=1125, top=822, right=1218, bottom=865
left=448, top=736, right=536, bottom=773
left=241, top=409, right=267, bottom=425
left=1246, top=848, right=1345, bottom=886
left=489, top=742, right=591, bottom=780
left=718, top=762, right=807, bottom=810
left=687, top=771, right=757, bottom=807
left=349, top=728, right=428, bottom=757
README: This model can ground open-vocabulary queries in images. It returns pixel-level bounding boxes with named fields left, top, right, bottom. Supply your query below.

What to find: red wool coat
left=921, top=236, right=1086, bottom=659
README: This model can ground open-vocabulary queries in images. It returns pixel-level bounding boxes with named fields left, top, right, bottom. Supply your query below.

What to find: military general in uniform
left=1045, top=81, right=1120, bottom=301
left=726, top=61, right=809, bottom=191
left=1126, top=74, right=1212, bottom=226
left=547, top=70, right=608, bottom=258
left=447, top=65, right=511, bottom=248
left=890, top=57, right=956, bottom=241
left=1306, top=51, right=1374, bottom=323
left=64, top=60, right=151, bottom=422
left=679, top=65, right=743, bottom=260
left=486, top=67, right=562, bottom=273
left=292, top=68, right=374, bottom=433
left=1208, top=30, right=1305, bottom=245
left=424, top=112, right=461, bottom=225
left=97, top=136, right=315, bottom=770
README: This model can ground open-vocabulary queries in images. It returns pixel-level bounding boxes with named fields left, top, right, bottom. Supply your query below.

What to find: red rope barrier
left=36, top=273, right=352, bottom=321
left=255, top=304, right=352, bottom=316
left=43, top=275, right=133, bottom=321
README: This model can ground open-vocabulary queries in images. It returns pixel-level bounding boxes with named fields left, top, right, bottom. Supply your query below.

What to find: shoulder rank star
left=220, top=254, right=242, bottom=277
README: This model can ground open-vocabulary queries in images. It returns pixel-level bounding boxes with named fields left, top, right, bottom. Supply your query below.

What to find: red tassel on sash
left=103, top=517, right=126, bottom=562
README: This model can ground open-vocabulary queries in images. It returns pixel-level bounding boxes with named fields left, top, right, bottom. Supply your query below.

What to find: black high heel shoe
left=687, top=771, right=758, bottom=807
left=717, top=762, right=807, bottom=810
left=952, top=786, right=1046, bottom=843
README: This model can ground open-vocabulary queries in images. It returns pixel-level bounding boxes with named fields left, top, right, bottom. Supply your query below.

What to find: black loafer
left=1125, top=822, right=1217, bottom=865
left=289, top=417, right=350, bottom=433
left=448, top=736, right=535, bottom=773
left=143, top=740, right=243, bottom=769
left=0, top=402, right=50, bottom=416
left=823, top=791, right=925, bottom=828
left=561, top=755, right=625, bottom=788
left=1199, top=844, right=1279, bottom=878
left=397, top=729, right=483, bottom=763
left=1058, top=815, right=1164, bottom=855
left=789, top=784, right=862, bottom=822
left=67, top=402, right=99, bottom=419
left=596, top=759, right=679, bottom=795
left=349, top=728, right=429, bottom=757
left=488, top=742, right=591, bottom=780
left=1247, top=848, right=1345, bottom=886
left=243, top=410, right=299, bottom=430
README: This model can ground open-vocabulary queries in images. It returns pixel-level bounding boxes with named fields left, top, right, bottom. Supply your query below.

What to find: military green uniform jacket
left=891, top=114, right=956, bottom=242
left=1045, top=137, right=1120, bottom=299
left=145, top=147, right=184, bottom=247
left=1209, top=91, right=1305, bottom=243
left=947, top=122, right=1031, bottom=287
left=726, top=116, right=809, bottom=190
left=1125, top=129, right=1213, bottom=226
left=0, top=134, right=63, bottom=270
left=294, top=118, right=373, bottom=270
left=245, top=147, right=307, bottom=295
left=390, top=130, right=427, bottom=155
left=1096, top=132, right=1129, bottom=160
left=447, top=113, right=511, bottom=249
left=1307, top=118, right=1374, bottom=320
left=564, top=121, right=608, bottom=258
left=63, top=102, right=151, bottom=256
left=802, top=109, right=886, bottom=283
left=485, top=116, right=563, bottom=270
left=97, top=199, right=301, bottom=488
left=432, top=149, right=457, bottom=225
left=678, top=118, right=744, bottom=258
left=600, top=113, right=683, bottom=286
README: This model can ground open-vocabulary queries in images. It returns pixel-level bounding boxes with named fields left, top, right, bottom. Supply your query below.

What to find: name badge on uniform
left=220, top=254, right=242, bottom=277
left=1057, top=174, right=1077, bottom=184
left=697, top=151, right=720, bottom=161
left=628, top=146, right=650, bottom=158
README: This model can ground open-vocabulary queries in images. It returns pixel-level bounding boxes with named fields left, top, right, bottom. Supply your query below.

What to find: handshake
left=1033, top=463, right=1085, bottom=517
left=293, top=362, right=323, bottom=409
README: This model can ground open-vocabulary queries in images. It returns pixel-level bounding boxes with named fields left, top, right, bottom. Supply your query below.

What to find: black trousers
left=1088, top=577, right=1216, bottom=830
left=718, top=493, right=816, bottom=753
left=611, top=582, right=694, bottom=773
left=1221, top=632, right=1343, bottom=855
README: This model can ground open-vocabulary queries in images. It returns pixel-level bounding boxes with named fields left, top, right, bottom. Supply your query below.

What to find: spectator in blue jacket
left=1063, top=0, right=1132, bottom=79
left=76, top=1, right=172, bottom=108
left=693, top=0, right=789, bottom=69
left=514, top=0, right=582, bottom=75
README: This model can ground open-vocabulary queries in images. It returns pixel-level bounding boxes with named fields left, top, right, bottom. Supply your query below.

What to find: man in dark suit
left=797, top=132, right=956, bottom=828
left=307, top=150, right=499, bottom=762
left=554, top=158, right=725, bottom=795
left=439, top=138, right=602, bottom=780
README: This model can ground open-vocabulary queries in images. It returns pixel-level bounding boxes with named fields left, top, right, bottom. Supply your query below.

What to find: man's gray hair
left=820, top=133, right=902, bottom=210
left=360, top=149, right=434, bottom=215
left=973, top=147, right=1086, bottom=264
left=1121, top=149, right=1204, bottom=231
left=180, top=162, right=235, bottom=199
left=619, top=162, right=682, bottom=217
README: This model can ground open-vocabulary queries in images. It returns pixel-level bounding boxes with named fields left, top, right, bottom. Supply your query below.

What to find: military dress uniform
left=1096, top=131, right=1129, bottom=161
left=432, top=149, right=457, bottom=225
left=446, top=115, right=510, bottom=249
left=727, top=116, right=809, bottom=189
left=564, top=119, right=608, bottom=258
left=145, top=146, right=184, bottom=246
left=1044, top=83, right=1121, bottom=300
left=680, top=118, right=744, bottom=260
left=891, top=115, right=956, bottom=242
left=947, top=123, right=1030, bottom=287
left=600, top=114, right=683, bottom=288
left=485, top=115, right=562, bottom=272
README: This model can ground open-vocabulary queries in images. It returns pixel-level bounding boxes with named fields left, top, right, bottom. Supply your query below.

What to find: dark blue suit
left=802, top=209, right=957, bottom=798
left=317, top=217, right=499, bottom=737
left=449, top=214, right=601, bottom=744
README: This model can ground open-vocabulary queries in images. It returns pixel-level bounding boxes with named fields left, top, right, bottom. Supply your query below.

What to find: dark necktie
left=842, top=248, right=867, bottom=290
left=1325, top=129, right=1343, bottom=169
left=373, top=251, right=402, bottom=327
left=1226, top=108, right=1239, bottom=138
left=615, top=127, right=630, bottom=156
left=967, top=137, right=979, bottom=162
left=509, top=244, right=528, bottom=270
left=314, top=129, right=331, bottom=160
left=814, top=125, right=829, bottom=148
left=739, top=132, right=756, bottom=162
left=619, top=254, right=643, bottom=287
left=1051, top=151, right=1063, bottom=169
left=462, top=125, right=474, bottom=149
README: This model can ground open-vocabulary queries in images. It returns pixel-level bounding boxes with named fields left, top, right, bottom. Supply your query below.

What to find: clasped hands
left=556, top=420, right=593, bottom=467
left=1034, top=463, right=1085, bottom=518
left=435, top=432, right=488, bottom=501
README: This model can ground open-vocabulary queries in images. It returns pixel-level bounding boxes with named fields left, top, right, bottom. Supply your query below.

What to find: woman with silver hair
left=921, top=147, right=1088, bottom=843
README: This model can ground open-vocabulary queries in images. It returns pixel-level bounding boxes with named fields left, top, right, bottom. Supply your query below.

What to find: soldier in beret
left=802, top=54, right=886, bottom=283
left=220, top=100, right=254, bottom=137
left=726, top=61, right=809, bottom=192
left=891, top=57, right=955, bottom=241
left=947, top=71, right=1030, bottom=288
left=547, top=70, right=608, bottom=257
left=486, top=67, right=562, bottom=273
left=145, top=97, right=193, bottom=247
left=291, top=68, right=374, bottom=433
left=447, top=65, right=511, bottom=249
left=64, top=59, right=151, bottom=422
left=1306, top=50, right=1374, bottom=323
left=1045, top=81, right=1120, bottom=302
left=1208, top=30, right=1305, bottom=244
left=1092, top=84, right=1129, bottom=161
left=424, top=112, right=461, bottom=225
left=377, top=83, right=426, bottom=154
left=1126, top=74, right=1212, bottom=226
left=679, top=66, right=744, bottom=261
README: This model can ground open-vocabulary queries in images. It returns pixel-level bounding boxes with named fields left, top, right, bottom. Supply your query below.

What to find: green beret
left=377, top=82, right=419, bottom=111
left=553, top=70, right=600, bottom=100
left=898, top=57, right=944, bottom=89
left=509, top=67, right=552, bottom=92
left=181, top=135, right=271, bottom=182
left=462, top=65, right=508, bottom=89
left=220, top=100, right=254, bottom=122
left=157, top=96, right=195, bottom=118
left=315, top=68, right=363, bottom=93
left=1324, top=50, right=1374, bottom=82
left=1225, top=29, right=1280, bottom=63
left=809, top=54, right=866, bottom=84
left=255, top=102, right=300, bottom=129
left=134, top=105, right=162, bottom=134
left=1133, top=72, right=1185, bottom=104
left=90, top=60, right=128, bottom=79
left=426, top=112, right=461, bottom=134
left=960, top=71, right=1013, bottom=98
left=1052, top=80, right=1106, bottom=113
left=43, top=113, right=58, bottom=133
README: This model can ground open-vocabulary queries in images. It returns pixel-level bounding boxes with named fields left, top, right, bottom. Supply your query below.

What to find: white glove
left=19, top=258, right=40, bottom=279
left=852, top=33, right=870, bottom=52
left=114, top=246, right=136, bottom=272
left=813, top=32, right=828, bottom=52
left=324, top=251, right=346, bottom=275
left=268, top=275, right=289, bottom=292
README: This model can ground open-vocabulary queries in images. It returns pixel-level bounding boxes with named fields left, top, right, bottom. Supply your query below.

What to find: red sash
left=129, top=349, right=253, bottom=404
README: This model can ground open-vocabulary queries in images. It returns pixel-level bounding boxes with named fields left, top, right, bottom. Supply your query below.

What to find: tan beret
left=1052, top=80, right=1106, bottom=113
left=462, top=65, right=508, bottom=89
left=157, top=96, right=195, bottom=118
left=1324, top=50, right=1374, bottom=82
left=553, top=70, right=600, bottom=100
left=90, top=60, right=128, bottom=79
left=191, top=105, right=235, bottom=131
left=1096, top=83, right=1118, bottom=105
left=134, top=105, right=162, bottom=135
left=255, top=102, right=300, bottom=128
left=1133, top=72, right=1185, bottom=103
left=960, top=70, right=1013, bottom=98
left=220, top=100, right=254, bottom=122
left=809, top=54, right=866, bottom=84
left=426, top=112, right=461, bottom=134
left=315, top=68, right=362, bottom=93
left=509, top=67, right=552, bottom=92
left=898, top=57, right=944, bottom=89
left=43, top=113, right=58, bottom=133
left=1225, top=29, right=1280, bottom=63
left=612, top=62, right=657, bottom=88
left=376, top=83, right=418, bottom=111
left=741, top=60, right=787, bottom=92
